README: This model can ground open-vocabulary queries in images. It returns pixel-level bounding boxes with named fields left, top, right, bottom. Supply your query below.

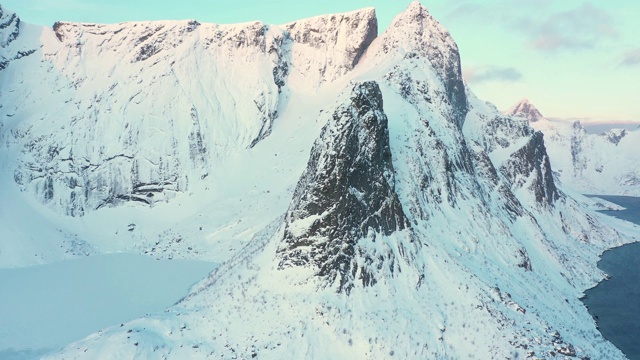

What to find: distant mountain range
left=506, top=99, right=640, bottom=196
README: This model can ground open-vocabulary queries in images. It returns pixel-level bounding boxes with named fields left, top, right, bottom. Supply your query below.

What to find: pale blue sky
left=3, top=0, right=639, bottom=122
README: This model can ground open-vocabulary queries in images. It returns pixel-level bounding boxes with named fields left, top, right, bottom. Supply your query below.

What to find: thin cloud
left=621, top=48, right=640, bottom=67
left=519, top=3, right=618, bottom=52
left=463, top=66, right=523, bottom=84
left=445, top=1, right=618, bottom=53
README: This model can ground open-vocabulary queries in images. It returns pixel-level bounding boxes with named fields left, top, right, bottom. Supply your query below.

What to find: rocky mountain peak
left=374, top=1, right=467, bottom=128
left=506, top=98, right=545, bottom=123
left=277, top=81, right=410, bottom=294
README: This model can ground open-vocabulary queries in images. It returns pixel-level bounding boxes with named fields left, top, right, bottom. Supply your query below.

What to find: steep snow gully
left=0, top=2, right=636, bottom=359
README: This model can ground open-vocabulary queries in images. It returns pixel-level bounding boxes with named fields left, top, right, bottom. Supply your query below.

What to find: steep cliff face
left=530, top=117, right=640, bottom=196
left=277, top=81, right=410, bottom=293
left=284, top=8, right=377, bottom=85
left=4, top=18, right=285, bottom=215
left=466, top=98, right=558, bottom=207
left=0, top=7, right=380, bottom=216
left=500, top=131, right=559, bottom=206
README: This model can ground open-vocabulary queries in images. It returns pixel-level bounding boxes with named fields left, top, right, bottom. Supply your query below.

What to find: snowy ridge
left=0, top=2, right=635, bottom=359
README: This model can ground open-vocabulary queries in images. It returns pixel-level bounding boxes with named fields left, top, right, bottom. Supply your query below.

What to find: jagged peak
left=506, top=98, right=545, bottom=123
left=368, top=2, right=467, bottom=128
left=394, top=1, right=434, bottom=23
left=385, top=1, right=454, bottom=45
left=601, top=128, right=628, bottom=145
left=571, top=120, right=586, bottom=131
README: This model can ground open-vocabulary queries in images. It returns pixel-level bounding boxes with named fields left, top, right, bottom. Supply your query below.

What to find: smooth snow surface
left=0, top=253, right=217, bottom=358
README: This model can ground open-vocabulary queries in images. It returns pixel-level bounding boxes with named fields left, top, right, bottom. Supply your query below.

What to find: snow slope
left=506, top=99, right=640, bottom=196
left=0, top=2, right=636, bottom=359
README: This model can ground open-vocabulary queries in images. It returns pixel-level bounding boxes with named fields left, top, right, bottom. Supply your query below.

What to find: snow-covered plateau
left=1, top=2, right=638, bottom=359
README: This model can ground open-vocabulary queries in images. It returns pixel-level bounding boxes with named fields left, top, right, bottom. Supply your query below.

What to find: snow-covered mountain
left=505, top=99, right=640, bottom=196
left=0, top=2, right=635, bottom=359
left=506, top=98, right=544, bottom=123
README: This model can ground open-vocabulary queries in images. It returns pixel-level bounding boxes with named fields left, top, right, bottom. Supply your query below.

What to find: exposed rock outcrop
left=501, top=131, right=559, bottom=206
left=277, top=81, right=410, bottom=293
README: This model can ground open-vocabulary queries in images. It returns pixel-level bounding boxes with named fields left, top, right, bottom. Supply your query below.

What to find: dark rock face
left=277, top=81, right=410, bottom=293
left=501, top=131, right=559, bottom=206
left=464, top=107, right=559, bottom=207
left=469, top=147, right=524, bottom=219
left=0, top=6, right=20, bottom=47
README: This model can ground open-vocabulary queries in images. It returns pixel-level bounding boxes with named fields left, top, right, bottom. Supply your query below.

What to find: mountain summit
left=506, top=98, right=545, bottom=122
